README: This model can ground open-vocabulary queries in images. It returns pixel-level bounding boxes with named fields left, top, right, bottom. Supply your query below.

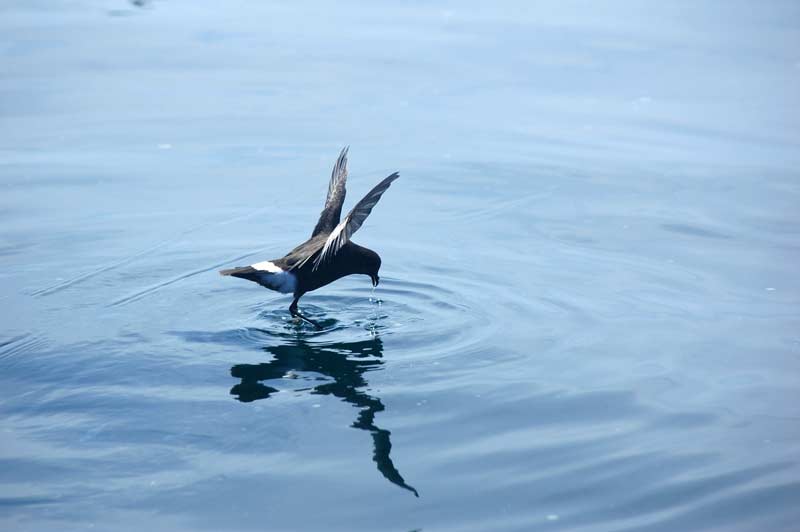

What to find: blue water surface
left=1, top=1, right=799, bottom=531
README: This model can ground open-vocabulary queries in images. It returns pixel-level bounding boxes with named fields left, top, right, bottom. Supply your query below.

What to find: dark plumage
left=220, top=147, right=399, bottom=328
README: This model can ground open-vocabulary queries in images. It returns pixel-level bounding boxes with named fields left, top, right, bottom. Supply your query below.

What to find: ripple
left=186, top=272, right=498, bottom=363
left=661, top=223, right=731, bottom=240
left=0, top=333, right=48, bottom=368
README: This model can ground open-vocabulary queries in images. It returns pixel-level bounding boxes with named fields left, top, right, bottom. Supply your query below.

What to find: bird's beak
left=371, top=275, right=380, bottom=287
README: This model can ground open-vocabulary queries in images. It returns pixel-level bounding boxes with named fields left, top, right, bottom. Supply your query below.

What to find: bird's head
left=360, top=248, right=382, bottom=287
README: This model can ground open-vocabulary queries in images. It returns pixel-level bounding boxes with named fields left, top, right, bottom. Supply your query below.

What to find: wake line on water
left=108, top=248, right=268, bottom=307
left=29, top=227, right=208, bottom=297
left=29, top=206, right=273, bottom=297
left=0, top=333, right=47, bottom=362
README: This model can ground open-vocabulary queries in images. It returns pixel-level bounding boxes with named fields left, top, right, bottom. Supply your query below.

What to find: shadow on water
left=229, top=336, right=419, bottom=497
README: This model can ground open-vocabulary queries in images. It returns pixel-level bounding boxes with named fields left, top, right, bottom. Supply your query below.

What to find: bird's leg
left=289, top=297, right=322, bottom=330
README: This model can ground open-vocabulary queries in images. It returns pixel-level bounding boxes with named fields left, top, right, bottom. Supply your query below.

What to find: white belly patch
left=251, top=260, right=297, bottom=294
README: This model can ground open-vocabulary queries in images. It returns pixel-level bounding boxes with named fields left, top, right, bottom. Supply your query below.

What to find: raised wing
left=311, top=146, right=349, bottom=237
left=312, top=172, right=400, bottom=270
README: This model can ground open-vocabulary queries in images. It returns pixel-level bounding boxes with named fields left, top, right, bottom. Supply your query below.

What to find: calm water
left=2, top=1, right=799, bottom=531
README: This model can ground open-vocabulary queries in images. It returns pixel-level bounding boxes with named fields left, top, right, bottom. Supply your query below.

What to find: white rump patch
left=251, top=260, right=296, bottom=294
left=252, top=260, right=283, bottom=273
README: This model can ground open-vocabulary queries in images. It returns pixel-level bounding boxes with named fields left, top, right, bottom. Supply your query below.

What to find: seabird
left=220, top=147, right=399, bottom=329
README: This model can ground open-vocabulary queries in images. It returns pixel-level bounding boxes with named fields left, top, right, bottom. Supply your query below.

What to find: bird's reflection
left=230, top=336, right=418, bottom=497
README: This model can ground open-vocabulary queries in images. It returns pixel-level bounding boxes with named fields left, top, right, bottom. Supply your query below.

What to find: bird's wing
left=284, top=234, right=327, bottom=271
left=311, top=146, right=349, bottom=237
left=312, top=172, right=399, bottom=270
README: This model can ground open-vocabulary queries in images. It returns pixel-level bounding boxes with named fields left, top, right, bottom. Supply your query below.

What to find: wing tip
left=337, top=145, right=349, bottom=166
left=330, top=146, right=349, bottom=184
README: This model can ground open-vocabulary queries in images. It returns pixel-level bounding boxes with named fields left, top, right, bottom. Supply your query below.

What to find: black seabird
left=220, top=147, right=399, bottom=329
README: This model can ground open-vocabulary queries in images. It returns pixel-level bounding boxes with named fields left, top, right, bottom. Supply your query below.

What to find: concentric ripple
left=205, top=272, right=498, bottom=363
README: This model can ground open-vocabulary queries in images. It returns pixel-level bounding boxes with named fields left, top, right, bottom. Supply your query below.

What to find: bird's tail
left=219, top=266, right=260, bottom=282
left=220, top=264, right=296, bottom=294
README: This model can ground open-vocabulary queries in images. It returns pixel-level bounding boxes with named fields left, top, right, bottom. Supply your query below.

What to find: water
left=2, top=1, right=799, bottom=530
